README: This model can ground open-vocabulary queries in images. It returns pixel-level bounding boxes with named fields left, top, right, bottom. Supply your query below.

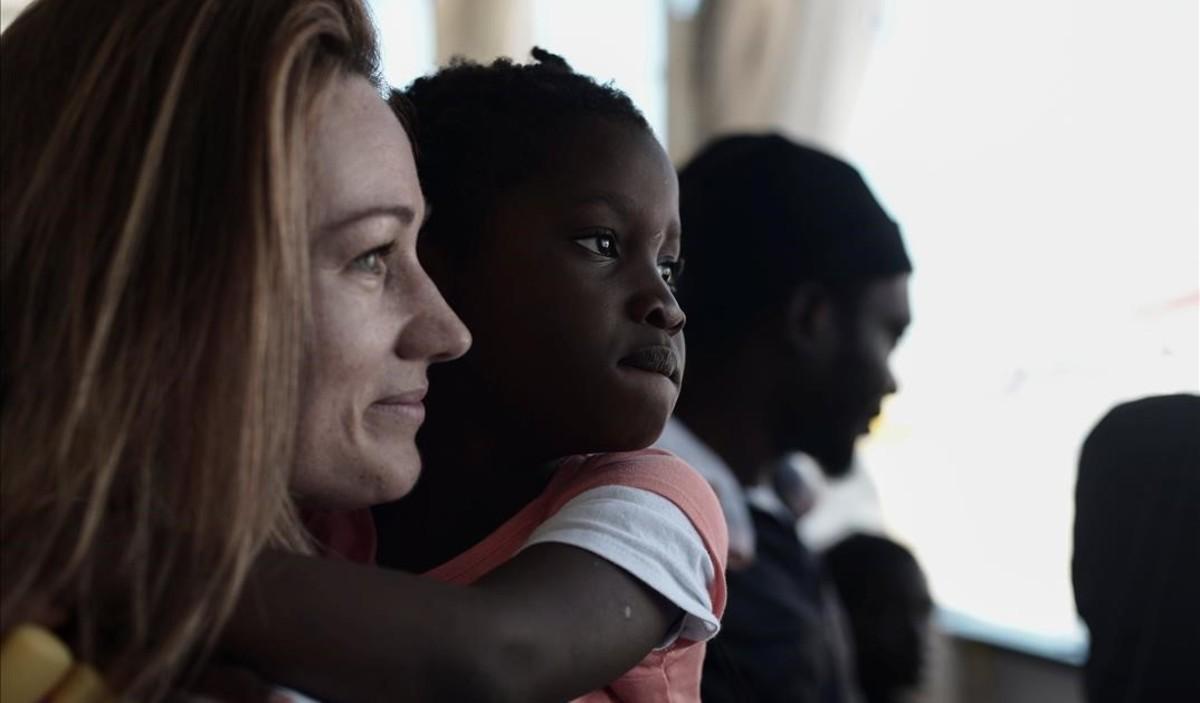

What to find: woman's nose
left=395, top=268, right=471, bottom=363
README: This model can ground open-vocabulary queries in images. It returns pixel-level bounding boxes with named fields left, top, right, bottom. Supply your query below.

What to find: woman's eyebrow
left=320, top=205, right=417, bottom=235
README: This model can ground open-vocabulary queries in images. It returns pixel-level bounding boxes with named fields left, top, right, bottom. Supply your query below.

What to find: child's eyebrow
left=572, top=192, right=636, bottom=214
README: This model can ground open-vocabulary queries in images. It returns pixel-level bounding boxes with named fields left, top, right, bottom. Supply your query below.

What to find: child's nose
left=648, top=303, right=686, bottom=335
left=629, top=284, right=686, bottom=335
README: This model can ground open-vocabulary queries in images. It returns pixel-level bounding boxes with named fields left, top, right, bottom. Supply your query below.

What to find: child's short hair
left=392, top=48, right=649, bottom=256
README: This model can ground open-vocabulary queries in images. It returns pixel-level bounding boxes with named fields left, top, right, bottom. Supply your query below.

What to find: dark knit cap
left=677, top=134, right=910, bottom=340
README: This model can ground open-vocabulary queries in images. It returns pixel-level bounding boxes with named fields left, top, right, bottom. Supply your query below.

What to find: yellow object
left=0, top=624, right=74, bottom=703
left=48, top=664, right=111, bottom=703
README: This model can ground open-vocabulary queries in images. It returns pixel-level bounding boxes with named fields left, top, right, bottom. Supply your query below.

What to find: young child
left=225, top=51, right=726, bottom=703
left=373, top=48, right=727, bottom=700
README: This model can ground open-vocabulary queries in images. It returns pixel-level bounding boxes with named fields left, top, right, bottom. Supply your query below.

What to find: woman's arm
left=223, top=546, right=678, bottom=703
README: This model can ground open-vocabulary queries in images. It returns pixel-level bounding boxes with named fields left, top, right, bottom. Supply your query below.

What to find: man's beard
left=807, top=434, right=856, bottom=478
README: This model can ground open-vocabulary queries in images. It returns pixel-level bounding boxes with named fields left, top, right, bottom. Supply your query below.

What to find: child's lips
left=618, top=345, right=681, bottom=384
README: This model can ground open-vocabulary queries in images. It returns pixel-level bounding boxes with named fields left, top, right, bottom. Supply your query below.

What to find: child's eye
left=349, top=243, right=395, bottom=276
left=573, top=230, right=619, bottom=259
left=658, top=258, right=685, bottom=291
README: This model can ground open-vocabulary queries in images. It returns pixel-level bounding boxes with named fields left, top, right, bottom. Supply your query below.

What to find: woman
left=0, top=0, right=468, bottom=699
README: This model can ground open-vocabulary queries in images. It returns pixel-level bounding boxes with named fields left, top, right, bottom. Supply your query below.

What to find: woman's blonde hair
left=1, top=0, right=380, bottom=696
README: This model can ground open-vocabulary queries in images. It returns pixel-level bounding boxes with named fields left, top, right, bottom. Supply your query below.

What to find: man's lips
left=618, top=346, right=681, bottom=384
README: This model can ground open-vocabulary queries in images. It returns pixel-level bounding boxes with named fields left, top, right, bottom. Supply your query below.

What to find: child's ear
left=784, top=282, right=838, bottom=359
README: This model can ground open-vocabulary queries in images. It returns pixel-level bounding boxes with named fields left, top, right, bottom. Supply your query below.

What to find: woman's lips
left=368, top=389, right=427, bottom=423
left=618, top=346, right=681, bottom=384
left=376, top=388, right=427, bottom=405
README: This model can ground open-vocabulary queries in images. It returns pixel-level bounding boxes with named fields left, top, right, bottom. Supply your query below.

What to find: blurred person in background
left=825, top=533, right=933, bottom=703
left=1073, top=393, right=1200, bottom=703
left=657, top=133, right=912, bottom=703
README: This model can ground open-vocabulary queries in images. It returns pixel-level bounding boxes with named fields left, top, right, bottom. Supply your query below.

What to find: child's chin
left=601, top=414, right=671, bottom=453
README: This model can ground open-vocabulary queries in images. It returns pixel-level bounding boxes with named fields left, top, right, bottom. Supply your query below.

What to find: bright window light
left=369, top=0, right=436, bottom=89
left=845, top=0, right=1198, bottom=660
left=532, top=0, right=668, bottom=142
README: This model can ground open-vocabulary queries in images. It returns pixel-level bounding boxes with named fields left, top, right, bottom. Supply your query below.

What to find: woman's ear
left=784, top=282, right=839, bottom=360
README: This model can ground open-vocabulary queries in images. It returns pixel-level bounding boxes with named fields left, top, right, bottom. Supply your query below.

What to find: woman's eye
left=349, top=244, right=393, bottom=276
left=574, top=231, right=619, bottom=258
left=658, top=258, right=685, bottom=290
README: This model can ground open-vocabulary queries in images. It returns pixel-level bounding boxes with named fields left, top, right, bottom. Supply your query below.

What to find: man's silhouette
left=658, top=134, right=913, bottom=703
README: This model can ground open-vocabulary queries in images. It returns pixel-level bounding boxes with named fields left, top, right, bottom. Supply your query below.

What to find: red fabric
left=425, top=449, right=729, bottom=703
left=302, top=508, right=377, bottom=564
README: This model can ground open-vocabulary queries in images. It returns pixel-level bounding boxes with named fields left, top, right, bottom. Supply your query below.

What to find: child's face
left=435, top=118, right=684, bottom=459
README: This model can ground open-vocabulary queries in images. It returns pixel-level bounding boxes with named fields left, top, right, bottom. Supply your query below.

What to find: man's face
left=789, top=274, right=911, bottom=475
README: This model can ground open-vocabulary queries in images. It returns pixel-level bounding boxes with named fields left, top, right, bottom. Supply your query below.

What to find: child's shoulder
left=557, top=448, right=705, bottom=491
left=553, top=448, right=729, bottom=563
left=566, top=446, right=687, bottom=468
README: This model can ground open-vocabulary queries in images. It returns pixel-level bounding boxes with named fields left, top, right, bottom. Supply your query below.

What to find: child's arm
left=223, top=546, right=680, bottom=703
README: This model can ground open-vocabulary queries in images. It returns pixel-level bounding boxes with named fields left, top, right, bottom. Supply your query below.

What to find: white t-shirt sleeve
left=270, top=688, right=322, bottom=703
left=520, top=484, right=719, bottom=648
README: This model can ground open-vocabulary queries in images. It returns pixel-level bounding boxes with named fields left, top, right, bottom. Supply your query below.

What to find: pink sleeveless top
left=304, top=507, right=377, bottom=564
left=426, top=449, right=728, bottom=703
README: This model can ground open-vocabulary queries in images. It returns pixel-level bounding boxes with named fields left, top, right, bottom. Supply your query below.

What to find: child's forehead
left=540, top=117, right=664, bottom=170
left=479, top=118, right=679, bottom=236
left=528, top=125, right=675, bottom=197
left=523, top=177, right=680, bottom=232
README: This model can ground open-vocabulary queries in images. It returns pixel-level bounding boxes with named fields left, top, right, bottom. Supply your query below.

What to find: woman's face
left=293, top=75, right=470, bottom=509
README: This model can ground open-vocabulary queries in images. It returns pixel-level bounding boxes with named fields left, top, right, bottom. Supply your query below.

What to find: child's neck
left=374, top=403, right=557, bottom=573
left=674, top=365, right=779, bottom=487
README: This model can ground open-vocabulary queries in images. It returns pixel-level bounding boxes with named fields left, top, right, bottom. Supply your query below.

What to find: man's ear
left=784, top=282, right=839, bottom=358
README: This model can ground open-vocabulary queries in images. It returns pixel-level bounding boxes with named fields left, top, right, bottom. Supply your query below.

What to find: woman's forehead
left=308, top=75, right=421, bottom=229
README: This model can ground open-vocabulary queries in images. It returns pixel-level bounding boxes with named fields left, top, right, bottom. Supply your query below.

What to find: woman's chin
left=363, top=453, right=423, bottom=506
left=294, top=452, right=422, bottom=510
